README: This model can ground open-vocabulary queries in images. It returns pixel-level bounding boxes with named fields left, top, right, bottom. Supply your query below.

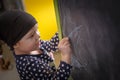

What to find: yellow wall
left=23, top=0, right=58, bottom=40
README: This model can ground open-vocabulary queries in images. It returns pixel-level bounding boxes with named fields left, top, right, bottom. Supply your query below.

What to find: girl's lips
left=39, top=41, right=41, bottom=46
left=39, top=41, right=41, bottom=48
left=36, top=41, right=40, bottom=47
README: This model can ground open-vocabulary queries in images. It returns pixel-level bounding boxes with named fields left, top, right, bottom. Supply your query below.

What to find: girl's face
left=14, top=24, right=40, bottom=55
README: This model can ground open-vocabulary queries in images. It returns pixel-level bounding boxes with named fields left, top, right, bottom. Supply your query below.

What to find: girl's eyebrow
left=26, top=24, right=38, bottom=37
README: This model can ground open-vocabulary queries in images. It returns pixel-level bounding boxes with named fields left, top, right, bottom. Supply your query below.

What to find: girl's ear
left=13, top=42, right=20, bottom=49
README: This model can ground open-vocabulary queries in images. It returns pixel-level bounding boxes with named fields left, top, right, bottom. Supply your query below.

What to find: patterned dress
left=14, top=33, right=72, bottom=80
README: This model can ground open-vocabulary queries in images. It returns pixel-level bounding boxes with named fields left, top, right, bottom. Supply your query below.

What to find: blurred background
left=24, top=0, right=58, bottom=40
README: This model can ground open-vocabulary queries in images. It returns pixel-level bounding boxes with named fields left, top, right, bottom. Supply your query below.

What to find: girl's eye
left=30, top=32, right=35, bottom=38
left=30, top=34, right=34, bottom=37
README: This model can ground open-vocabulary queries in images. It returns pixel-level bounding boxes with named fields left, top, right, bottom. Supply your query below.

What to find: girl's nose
left=35, top=31, right=40, bottom=40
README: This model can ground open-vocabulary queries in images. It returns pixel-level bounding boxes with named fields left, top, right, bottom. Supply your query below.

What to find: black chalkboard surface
left=54, top=0, right=120, bottom=80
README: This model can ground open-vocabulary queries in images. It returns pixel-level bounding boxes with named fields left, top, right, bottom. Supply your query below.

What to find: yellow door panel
left=24, top=0, right=58, bottom=40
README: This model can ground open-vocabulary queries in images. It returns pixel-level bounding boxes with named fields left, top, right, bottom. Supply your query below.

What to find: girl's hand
left=58, top=37, right=72, bottom=64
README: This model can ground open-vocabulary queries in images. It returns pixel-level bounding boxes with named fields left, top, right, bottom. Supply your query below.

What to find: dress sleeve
left=40, top=32, right=59, bottom=53
left=26, top=60, right=72, bottom=80
left=55, top=61, right=72, bottom=80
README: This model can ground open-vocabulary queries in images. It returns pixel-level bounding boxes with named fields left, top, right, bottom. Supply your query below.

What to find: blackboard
left=54, top=0, right=120, bottom=80
left=0, top=0, right=4, bottom=13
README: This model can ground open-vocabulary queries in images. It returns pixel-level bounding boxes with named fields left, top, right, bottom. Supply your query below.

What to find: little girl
left=0, top=10, right=72, bottom=80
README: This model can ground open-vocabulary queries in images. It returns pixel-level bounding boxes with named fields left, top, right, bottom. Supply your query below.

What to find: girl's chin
left=36, top=46, right=40, bottom=50
left=33, top=47, right=39, bottom=51
left=31, top=48, right=39, bottom=52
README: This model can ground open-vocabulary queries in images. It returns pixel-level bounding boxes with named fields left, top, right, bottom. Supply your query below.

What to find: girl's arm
left=40, top=32, right=59, bottom=53
left=26, top=57, right=72, bottom=80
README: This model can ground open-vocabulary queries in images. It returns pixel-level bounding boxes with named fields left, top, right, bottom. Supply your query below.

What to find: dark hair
left=0, top=10, right=37, bottom=49
left=0, top=40, right=11, bottom=71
